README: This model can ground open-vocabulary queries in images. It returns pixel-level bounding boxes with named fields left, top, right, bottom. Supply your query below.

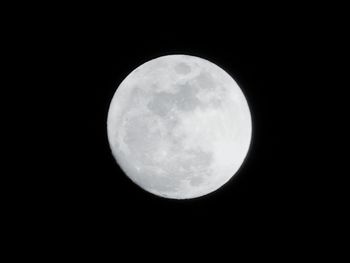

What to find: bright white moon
left=107, top=55, right=252, bottom=199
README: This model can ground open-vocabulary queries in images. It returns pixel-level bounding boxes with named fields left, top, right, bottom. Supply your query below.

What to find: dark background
left=9, top=3, right=343, bottom=256
left=52, top=27, right=309, bottom=234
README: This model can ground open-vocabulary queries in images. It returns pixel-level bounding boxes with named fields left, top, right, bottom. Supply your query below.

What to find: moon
left=107, top=55, right=252, bottom=199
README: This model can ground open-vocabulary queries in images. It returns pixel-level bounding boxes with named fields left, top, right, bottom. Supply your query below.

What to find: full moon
left=107, top=55, right=252, bottom=199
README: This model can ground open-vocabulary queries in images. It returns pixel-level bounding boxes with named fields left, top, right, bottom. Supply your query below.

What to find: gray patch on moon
left=147, top=82, right=201, bottom=117
left=137, top=167, right=183, bottom=194
left=146, top=91, right=174, bottom=117
left=196, top=71, right=215, bottom=90
left=137, top=77, right=216, bottom=196
left=190, top=176, right=204, bottom=186
left=179, top=149, right=213, bottom=176
left=174, top=62, right=191, bottom=75
left=120, top=106, right=214, bottom=196
left=146, top=147, right=213, bottom=194
left=194, top=72, right=226, bottom=109
left=122, top=114, right=161, bottom=163
left=174, top=83, right=201, bottom=111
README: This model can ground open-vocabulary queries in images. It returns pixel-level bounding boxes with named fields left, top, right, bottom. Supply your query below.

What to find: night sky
left=13, top=4, right=337, bottom=255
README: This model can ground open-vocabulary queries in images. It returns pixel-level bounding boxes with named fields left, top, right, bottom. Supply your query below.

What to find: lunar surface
left=107, top=55, right=252, bottom=199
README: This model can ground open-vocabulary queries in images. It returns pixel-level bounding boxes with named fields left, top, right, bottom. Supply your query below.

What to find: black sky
left=49, top=27, right=309, bottom=234
left=10, top=4, right=341, bottom=255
